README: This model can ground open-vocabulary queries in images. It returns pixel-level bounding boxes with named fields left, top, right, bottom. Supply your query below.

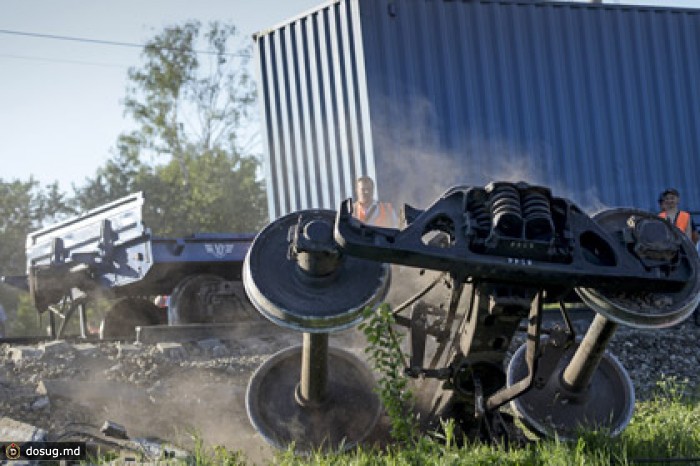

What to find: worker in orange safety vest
left=353, top=176, right=398, bottom=228
left=658, top=188, right=700, bottom=326
left=658, top=188, right=694, bottom=241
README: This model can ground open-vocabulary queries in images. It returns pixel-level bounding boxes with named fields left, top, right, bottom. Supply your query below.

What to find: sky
left=1, top=0, right=699, bottom=191
left=0, top=0, right=322, bottom=190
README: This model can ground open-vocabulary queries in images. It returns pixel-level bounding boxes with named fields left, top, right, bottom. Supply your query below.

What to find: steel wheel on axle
left=245, top=345, right=381, bottom=452
left=168, top=274, right=258, bottom=325
left=506, top=338, right=635, bottom=440
left=576, top=208, right=700, bottom=329
left=242, top=209, right=389, bottom=452
left=242, top=209, right=390, bottom=332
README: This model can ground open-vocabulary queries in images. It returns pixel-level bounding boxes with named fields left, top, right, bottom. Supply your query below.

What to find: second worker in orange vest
left=658, top=187, right=693, bottom=239
left=352, top=176, right=398, bottom=228
left=660, top=188, right=700, bottom=327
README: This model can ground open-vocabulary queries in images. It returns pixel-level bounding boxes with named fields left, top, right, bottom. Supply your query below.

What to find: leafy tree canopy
left=0, top=178, right=75, bottom=334
left=73, top=20, right=267, bottom=234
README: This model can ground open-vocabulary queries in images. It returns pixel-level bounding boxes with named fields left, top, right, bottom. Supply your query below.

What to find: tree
left=0, top=178, right=39, bottom=279
left=0, top=177, right=75, bottom=336
left=74, top=20, right=267, bottom=234
left=71, top=148, right=146, bottom=211
left=142, top=149, right=265, bottom=236
left=36, top=181, right=77, bottom=224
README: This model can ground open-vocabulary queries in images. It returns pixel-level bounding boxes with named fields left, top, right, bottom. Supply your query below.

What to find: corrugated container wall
left=255, top=0, right=700, bottom=220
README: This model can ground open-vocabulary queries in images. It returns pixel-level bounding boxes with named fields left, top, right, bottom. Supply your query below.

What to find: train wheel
left=246, top=345, right=381, bottom=452
left=243, top=209, right=390, bottom=331
left=242, top=209, right=388, bottom=451
left=575, top=208, right=700, bottom=328
left=507, top=337, right=635, bottom=440
left=168, top=274, right=259, bottom=325
left=99, top=297, right=166, bottom=340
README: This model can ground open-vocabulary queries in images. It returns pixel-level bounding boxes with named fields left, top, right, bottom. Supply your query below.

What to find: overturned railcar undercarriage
left=243, top=181, right=700, bottom=451
left=0, top=192, right=261, bottom=341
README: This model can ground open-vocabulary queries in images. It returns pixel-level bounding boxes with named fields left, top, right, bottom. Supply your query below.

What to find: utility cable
left=0, top=28, right=148, bottom=50
left=0, top=52, right=128, bottom=68
left=0, top=28, right=250, bottom=57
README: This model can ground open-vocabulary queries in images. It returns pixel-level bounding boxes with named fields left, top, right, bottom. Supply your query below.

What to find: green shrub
left=358, top=303, right=419, bottom=445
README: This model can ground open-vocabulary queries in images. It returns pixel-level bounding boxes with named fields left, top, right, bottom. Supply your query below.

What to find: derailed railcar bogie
left=241, top=181, right=700, bottom=450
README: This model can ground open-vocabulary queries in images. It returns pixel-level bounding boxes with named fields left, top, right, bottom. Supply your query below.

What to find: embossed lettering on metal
left=205, top=243, right=235, bottom=258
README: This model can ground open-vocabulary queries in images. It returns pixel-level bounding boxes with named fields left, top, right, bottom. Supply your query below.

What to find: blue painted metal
left=255, top=0, right=700, bottom=219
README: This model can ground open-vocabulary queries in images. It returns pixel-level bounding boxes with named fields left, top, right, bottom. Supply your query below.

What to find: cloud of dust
left=369, top=95, right=551, bottom=211
left=576, top=186, right=615, bottom=217
left=57, top=354, right=268, bottom=461
left=365, top=93, right=626, bottom=222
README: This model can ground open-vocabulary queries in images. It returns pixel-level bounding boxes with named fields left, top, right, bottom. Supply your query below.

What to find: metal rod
left=392, top=272, right=445, bottom=316
left=78, top=304, right=87, bottom=339
left=486, top=290, right=543, bottom=410
left=48, top=312, right=56, bottom=339
left=562, top=313, right=618, bottom=392
left=299, top=332, right=329, bottom=405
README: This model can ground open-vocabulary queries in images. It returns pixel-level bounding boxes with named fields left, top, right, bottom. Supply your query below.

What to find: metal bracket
left=485, top=290, right=543, bottom=411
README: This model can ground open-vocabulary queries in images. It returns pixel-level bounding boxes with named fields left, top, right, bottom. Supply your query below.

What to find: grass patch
left=620, top=378, right=700, bottom=461
left=266, top=387, right=700, bottom=466
left=180, top=379, right=700, bottom=465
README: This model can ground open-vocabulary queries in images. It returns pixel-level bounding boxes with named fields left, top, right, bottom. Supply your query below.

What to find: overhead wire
left=0, top=28, right=250, bottom=58
left=0, top=28, right=149, bottom=50
left=0, top=52, right=129, bottom=68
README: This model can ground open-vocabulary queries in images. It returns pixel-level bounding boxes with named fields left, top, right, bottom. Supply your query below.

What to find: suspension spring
left=522, top=190, right=554, bottom=241
left=468, top=197, right=492, bottom=237
left=489, top=185, right=523, bottom=238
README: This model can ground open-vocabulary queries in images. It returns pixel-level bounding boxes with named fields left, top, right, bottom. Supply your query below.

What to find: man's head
left=661, top=188, right=680, bottom=211
left=356, top=176, right=375, bottom=206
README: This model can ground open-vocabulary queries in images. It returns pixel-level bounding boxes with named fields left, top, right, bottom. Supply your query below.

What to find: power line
left=0, top=28, right=249, bottom=57
left=0, top=28, right=147, bottom=49
left=0, top=52, right=129, bottom=69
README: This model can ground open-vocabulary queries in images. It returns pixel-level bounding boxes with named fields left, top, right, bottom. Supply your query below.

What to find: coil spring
left=468, top=198, right=492, bottom=236
left=522, top=190, right=554, bottom=241
left=490, top=185, right=523, bottom=238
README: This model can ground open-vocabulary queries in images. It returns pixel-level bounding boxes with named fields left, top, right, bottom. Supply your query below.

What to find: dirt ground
left=0, top=324, right=385, bottom=464
left=1, top=304, right=699, bottom=464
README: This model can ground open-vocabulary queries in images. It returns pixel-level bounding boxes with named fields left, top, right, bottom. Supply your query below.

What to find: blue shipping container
left=254, top=0, right=700, bottom=219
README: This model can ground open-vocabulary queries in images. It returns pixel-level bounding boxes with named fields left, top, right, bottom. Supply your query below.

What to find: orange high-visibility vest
left=659, top=210, right=691, bottom=233
left=353, top=201, right=395, bottom=227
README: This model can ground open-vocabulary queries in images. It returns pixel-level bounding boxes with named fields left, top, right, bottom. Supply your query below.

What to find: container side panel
left=317, top=10, right=342, bottom=207
left=295, top=19, right=319, bottom=207
left=307, top=15, right=331, bottom=208
left=254, top=38, right=281, bottom=219
left=255, top=0, right=374, bottom=217
left=357, top=0, right=700, bottom=213
left=286, top=23, right=309, bottom=210
left=276, top=29, right=299, bottom=213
